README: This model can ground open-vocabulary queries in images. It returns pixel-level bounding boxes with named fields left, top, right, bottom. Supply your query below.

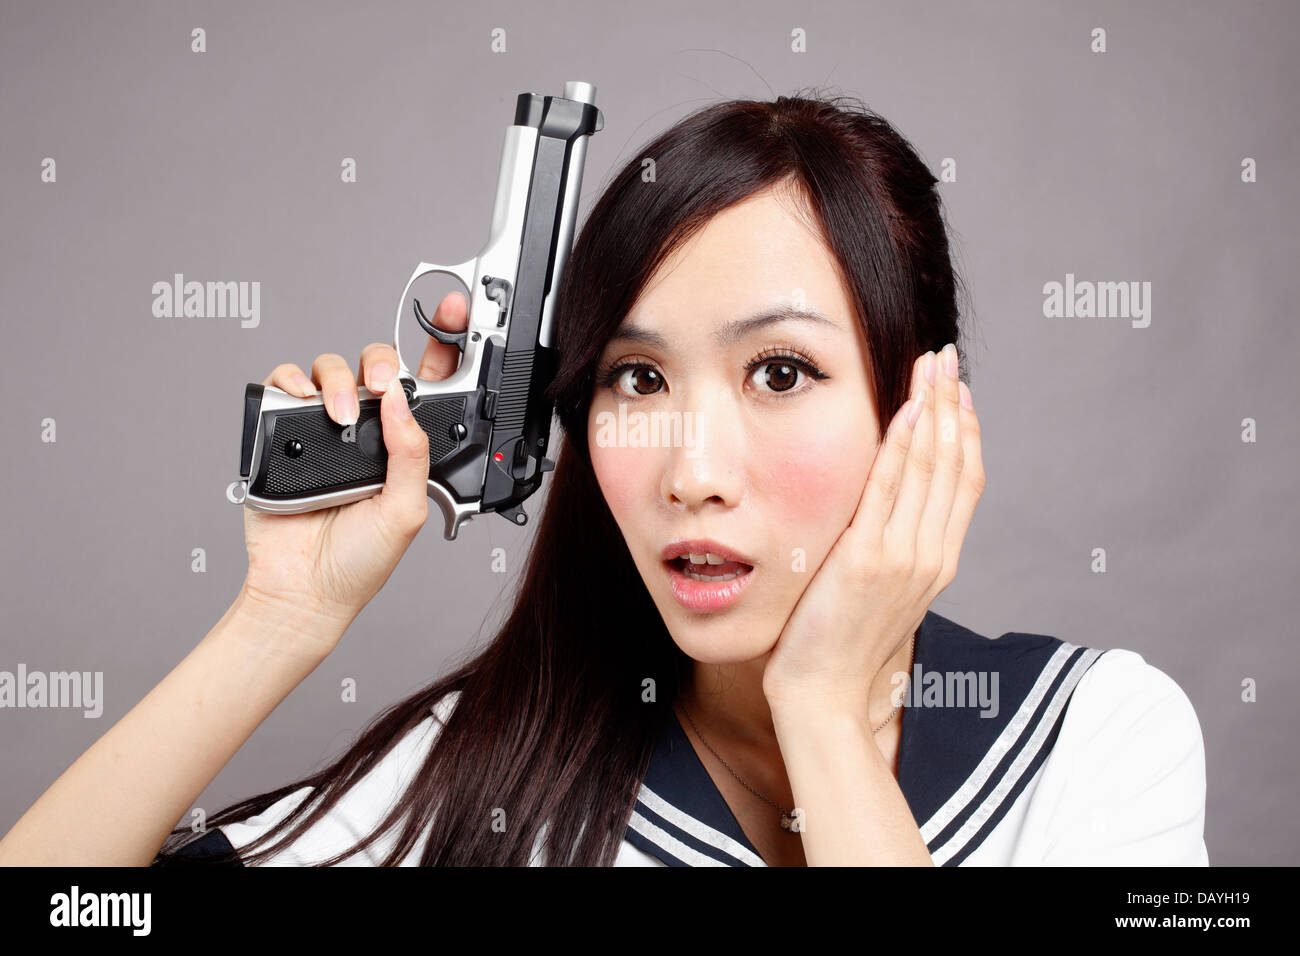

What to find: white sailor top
left=158, top=609, right=1209, bottom=866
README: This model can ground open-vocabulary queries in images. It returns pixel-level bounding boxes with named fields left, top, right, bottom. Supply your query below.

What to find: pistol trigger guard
left=393, top=258, right=479, bottom=379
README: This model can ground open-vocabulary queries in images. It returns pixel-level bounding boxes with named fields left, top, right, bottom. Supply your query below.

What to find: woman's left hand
left=762, top=342, right=986, bottom=717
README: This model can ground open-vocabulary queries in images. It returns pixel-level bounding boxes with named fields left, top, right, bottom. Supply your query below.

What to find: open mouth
left=662, top=555, right=756, bottom=612
left=666, top=555, right=753, bottom=582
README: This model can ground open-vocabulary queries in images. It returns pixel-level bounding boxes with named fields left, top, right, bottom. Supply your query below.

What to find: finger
left=311, top=353, right=359, bottom=425
left=359, top=342, right=401, bottom=394
left=415, top=291, right=469, bottom=381
left=939, top=381, right=985, bottom=586
left=261, top=363, right=317, bottom=397
left=374, top=375, right=430, bottom=539
left=852, top=350, right=928, bottom=546
left=915, top=343, right=966, bottom=579
left=887, top=350, right=939, bottom=548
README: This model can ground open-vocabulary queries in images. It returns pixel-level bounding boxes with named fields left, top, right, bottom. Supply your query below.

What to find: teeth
left=683, top=568, right=742, bottom=582
left=685, top=552, right=728, bottom=565
left=675, top=550, right=749, bottom=583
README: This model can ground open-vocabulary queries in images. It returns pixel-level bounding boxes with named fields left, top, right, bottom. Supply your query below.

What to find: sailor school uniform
left=159, top=610, right=1209, bottom=866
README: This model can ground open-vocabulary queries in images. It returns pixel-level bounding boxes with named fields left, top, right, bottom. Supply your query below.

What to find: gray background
left=1, top=0, right=1296, bottom=865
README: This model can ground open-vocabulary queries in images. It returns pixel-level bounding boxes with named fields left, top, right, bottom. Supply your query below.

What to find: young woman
left=0, top=92, right=1208, bottom=867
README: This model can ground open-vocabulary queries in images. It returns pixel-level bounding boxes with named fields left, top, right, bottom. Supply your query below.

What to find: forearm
left=0, top=588, right=346, bottom=866
left=771, top=705, right=934, bottom=866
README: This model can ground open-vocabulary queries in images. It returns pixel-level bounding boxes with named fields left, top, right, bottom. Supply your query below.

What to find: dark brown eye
left=752, top=362, right=802, bottom=393
left=618, top=366, right=664, bottom=395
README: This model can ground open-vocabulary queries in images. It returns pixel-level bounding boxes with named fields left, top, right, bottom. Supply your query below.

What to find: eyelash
left=594, top=344, right=830, bottom=400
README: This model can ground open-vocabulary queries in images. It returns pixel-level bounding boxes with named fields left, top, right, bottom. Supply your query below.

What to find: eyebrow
left=608, top=305, right=840, bottom=350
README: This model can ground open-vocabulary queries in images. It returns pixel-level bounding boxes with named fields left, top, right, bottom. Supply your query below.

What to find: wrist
left=764, top=678, right=874, bottom=723
left=769, top=703, right=881, bottom=776
left=767, top=695, right=869, bottom=730
left=228, top=582, right=354, bottom=660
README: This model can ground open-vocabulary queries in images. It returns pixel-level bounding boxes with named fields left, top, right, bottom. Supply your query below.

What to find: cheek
left=588, top=440, right=655, bottom=524
left=758, top=419, right=873, bottom=529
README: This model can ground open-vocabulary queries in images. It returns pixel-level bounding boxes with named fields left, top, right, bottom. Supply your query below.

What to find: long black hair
left=155, top=87, right=970, bottom=866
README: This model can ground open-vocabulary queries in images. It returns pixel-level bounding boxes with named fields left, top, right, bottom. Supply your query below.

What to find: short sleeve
left=169, top=691, right=461, bottom=867
left=1029, top=649, right=1208, bottom=865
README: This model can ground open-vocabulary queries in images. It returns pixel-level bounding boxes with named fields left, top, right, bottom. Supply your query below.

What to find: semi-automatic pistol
left=231, top=81, right=602, bottom=540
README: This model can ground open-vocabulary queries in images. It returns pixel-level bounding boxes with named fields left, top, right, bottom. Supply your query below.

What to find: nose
left=659, top=393, right=746, bottom=512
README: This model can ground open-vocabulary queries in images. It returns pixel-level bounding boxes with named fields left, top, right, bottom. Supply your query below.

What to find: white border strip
left=920, top=643, right=1080, bottom=843
left=627, top=811, right=732, bottom=867
left=634, top=784, right=767, bottom=867
left=930, top=648, right=1103, bottom=865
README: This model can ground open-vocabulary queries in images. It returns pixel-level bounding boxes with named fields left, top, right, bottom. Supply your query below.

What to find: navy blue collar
left=623, top=609, right=1106, bottom=866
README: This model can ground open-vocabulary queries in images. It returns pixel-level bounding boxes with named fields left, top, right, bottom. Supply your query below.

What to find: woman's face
left=587, top=184, right=883, bottom=665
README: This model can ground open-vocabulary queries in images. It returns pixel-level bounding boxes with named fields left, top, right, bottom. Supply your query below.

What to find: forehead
left=622, top=186, right=851, bottom=334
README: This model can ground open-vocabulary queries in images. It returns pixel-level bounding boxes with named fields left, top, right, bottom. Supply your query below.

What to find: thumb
left=374, top=376, right=430, bottom=536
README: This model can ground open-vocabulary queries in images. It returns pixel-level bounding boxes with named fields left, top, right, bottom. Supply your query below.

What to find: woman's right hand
left=238, top=292, right=470, bottom=646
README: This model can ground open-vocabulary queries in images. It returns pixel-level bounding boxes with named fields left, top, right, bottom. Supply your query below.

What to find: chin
left=630, top=551, right=787, bottom=663
left=662, top=615, right=779, bottom=666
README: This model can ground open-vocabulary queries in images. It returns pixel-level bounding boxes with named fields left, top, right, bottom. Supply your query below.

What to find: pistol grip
left=239, top=383, right=480, bottom=539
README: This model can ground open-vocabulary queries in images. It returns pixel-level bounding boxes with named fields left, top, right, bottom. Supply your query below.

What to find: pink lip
left=659, top=538, right=756, bottom=613
left=664, top=559, right=755, bottom=612
left=659, top=538, right=755, bottom=565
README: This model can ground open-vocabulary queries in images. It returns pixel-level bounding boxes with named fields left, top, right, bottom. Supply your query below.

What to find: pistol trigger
left=413, top=297, right=468, bottom=351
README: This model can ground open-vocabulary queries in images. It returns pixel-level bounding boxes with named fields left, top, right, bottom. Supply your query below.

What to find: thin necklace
left=678, top=632, right=916, bottom=834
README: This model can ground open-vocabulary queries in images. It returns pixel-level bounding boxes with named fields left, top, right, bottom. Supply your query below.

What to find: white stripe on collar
left=627, top=810, right=734, bottom=867
left=927, top=645, right=1104, bottom=865
left=920, top=642, right=1084, bottom=843
left=624, top=611, right=1108, bottom=867
left=634, top=784, right=766, bottom=867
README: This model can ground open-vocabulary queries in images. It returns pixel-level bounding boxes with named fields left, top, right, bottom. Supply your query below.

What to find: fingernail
left=334, top=391, right=358, bottom=426
left=291, top=373, right=316, bottom=395
left=924, top=351, right=937, bottom=385
left=370, top=363, right=394, bottom=392
left=942, top=343, right=958, bottom=379
left=388, top=376, right=411, bottom=421
left=958, top=381, right=974, bottom=410
left=906, top=389, right=926, bottom=427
